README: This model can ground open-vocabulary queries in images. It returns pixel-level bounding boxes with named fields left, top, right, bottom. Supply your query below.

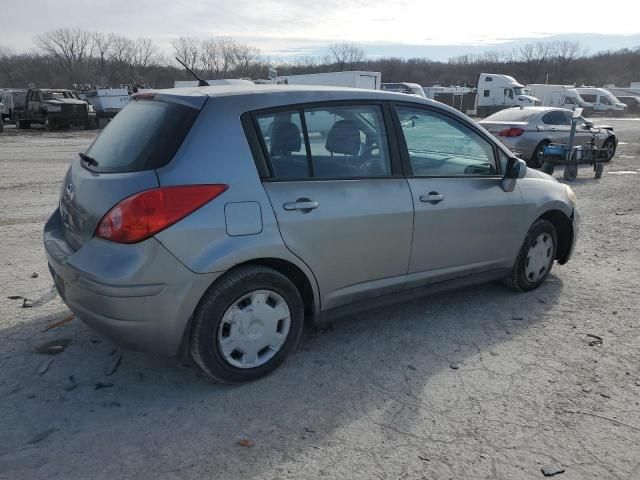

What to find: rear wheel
left=17, top=120, right=31, bottom=129
left=541, top=161, right=555, bottom=176
left=595, top=163, right=604, bottom=179
left=563, top=164, right=578, bottom=181
left=601, top=138, right=616, bottom=162
left=190, top=266, right=304, bottom=384
left=529, top=140, right=549, bottom=168
left=504, top=219, right=557, bottom=292
left=44, top=116, right=56, bottom=131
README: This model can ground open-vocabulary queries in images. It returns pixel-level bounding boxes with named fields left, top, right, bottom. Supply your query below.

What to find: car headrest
left=325, top=120, right=361, bottom=156
left=270, top=121, right=302, bottom=156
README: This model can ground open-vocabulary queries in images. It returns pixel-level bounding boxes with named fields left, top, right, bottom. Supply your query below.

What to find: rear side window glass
left=580, top=93, right=597, bottom=103
left=304, top=105, right=391, bottom=178
left=84, top=100, right=199, bottom=173
left=256, top=111, right=310, bottom=178
left=483, top=109, right=536, bottom=122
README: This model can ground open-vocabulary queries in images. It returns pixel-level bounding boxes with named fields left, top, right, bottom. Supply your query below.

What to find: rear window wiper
left=79, top=151, right=99, bottom=167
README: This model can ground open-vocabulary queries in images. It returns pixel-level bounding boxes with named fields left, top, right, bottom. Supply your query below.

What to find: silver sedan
left=479, top=107, right=617, bottom=167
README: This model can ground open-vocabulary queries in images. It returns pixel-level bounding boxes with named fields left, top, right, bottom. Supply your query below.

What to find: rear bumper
left=44, top=209, right=220, bottom=355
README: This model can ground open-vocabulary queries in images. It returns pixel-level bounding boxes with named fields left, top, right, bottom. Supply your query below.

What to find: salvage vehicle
left=525, top=84, right=592, bottom=110
left=44, top=86, right=578, bottom=383
left=0, top=89, right=27, bottom=123
left=14, top=88, right=90, bottom=130
left=471, top=73, right=541, bottom=116
left=615, top=95, right=640, bottom=114
left=78, top=88, right=130, bottom=128
left=479, top=106, right=616, bottom=168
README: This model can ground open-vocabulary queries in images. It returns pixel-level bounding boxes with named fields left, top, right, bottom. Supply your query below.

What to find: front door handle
left=283, top=199, right=319, bottom=212
left=420, top=192, right=444, bottom=205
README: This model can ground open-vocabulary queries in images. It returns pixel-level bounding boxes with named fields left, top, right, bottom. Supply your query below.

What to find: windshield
left=513, top=87, right=524, bottom=95
left=84, top=99, right=199, bottom=173
left=42, top=91, right=77, bottom=100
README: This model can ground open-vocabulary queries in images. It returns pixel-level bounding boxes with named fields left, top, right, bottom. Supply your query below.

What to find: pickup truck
left=14, top=89, right=90, bottom=130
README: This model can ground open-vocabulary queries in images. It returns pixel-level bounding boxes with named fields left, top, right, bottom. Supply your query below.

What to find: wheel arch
left=539, top=209, right=573, bottom=264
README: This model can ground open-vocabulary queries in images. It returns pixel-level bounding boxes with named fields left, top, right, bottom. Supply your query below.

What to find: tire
left=44, top=116, right=56, bottom=131
left=563, top=164, right=578, bottom=181
left=504, top=218, right=557, bottom=292
left=17, top=120, right=30, bottom=129
left=601, top=138, right=616, bottom=162
left=541, top=161, right=555, bottom=176
left=595, top=163, right=604, bottom=179
left=190, top=266, right=304, bottom=384
left=529, top=140, right=549, bottom=168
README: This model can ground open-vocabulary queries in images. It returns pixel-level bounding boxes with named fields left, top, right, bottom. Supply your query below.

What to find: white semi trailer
left=276, top=71, right=381, bottom=90
left=471, top=73, right=541, bottom=116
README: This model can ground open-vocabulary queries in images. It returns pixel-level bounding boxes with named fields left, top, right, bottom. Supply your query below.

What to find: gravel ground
left=1, top=120, right=639, bottom=480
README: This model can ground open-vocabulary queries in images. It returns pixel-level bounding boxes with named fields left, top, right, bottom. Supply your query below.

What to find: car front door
left=393, top=104, right=525, bottom=284
left=256, top=103, right=414, bottom=310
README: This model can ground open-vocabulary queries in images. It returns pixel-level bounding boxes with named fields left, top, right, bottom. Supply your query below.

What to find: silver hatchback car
left=479, top=106, right=617, bottom=168
left=44, top=86, right=578, bottom=383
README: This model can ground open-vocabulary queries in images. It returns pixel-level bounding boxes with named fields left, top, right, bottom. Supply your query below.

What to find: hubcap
left=217, top=290, right=291, bottom=369
left=525, top=233, right=553, bottom=283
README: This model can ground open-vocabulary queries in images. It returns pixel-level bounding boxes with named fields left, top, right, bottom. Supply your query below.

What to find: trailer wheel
left=541, top=161, right=555, bottom=176
left=17, top=120, right=31, bottom=129
left=595, top=163, right=604, bottom=179
left=563, top=164, right=578, bottom=181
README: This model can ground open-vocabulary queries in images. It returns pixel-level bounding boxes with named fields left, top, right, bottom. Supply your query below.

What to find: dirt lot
left=1, top=120, right=639, bottom=480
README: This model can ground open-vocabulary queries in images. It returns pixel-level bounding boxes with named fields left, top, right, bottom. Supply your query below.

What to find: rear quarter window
left=84, top=100, right=199, bottom=173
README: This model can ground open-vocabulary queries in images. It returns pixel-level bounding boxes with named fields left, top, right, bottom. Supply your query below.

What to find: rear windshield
left=84, top=100, right=199, bottom=173
left=484, top=109, right=537, bottom=122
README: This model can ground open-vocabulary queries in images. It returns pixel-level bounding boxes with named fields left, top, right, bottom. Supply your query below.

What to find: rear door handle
left=283, top=200, right=319, bottom=212
left=419, top=192, right=444, bottom=204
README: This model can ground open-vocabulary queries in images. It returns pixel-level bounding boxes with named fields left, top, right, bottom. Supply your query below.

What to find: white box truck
left=576, top=87, right=627, bottom=113
left=79, top=88, right=131, bottom=128
left=526, top=84, right=592, bottom=110
left=276, top=71, right=381, bottom=90
left=472, top=73, right=541, bottom=116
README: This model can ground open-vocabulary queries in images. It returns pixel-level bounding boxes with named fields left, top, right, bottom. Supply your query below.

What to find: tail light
left=96, top=184, right=228, bottom=244
left=498, top=127, right=525, bottom=137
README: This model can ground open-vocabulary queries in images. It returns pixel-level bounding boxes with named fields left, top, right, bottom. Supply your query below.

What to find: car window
left=256, top=111, right=309, bottom=178
left=600, top=96, right=612, bottom=105
left=256, top=104, right=392, bottom=179
left=563, top=97, right=575, bottom=105
left=396, top=106, right=497, bottom=177
left=303, top=105, right=391, bottom=178
left=580, top=93, right=597, bottom=103
left=542, top=111, right=569, bottom=125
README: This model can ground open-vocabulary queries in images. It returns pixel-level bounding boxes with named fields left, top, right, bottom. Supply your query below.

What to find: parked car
left=576, top=87, right=627, bottom=114
left=44, top=86, right=579, bottom=383
left=14, top=88, right=90, bottom=130
left=615, top=95, right=640, bottom=114
left=479, top=106, right=617, bottom=167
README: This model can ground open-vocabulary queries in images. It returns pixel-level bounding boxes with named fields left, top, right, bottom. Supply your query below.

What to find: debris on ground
left=38, top=359, right=53, bottom=376
left=27, top=428, right=58, bottom=445
left=35, top=338, right=71, bottom=355
left=94, top=382, right=114, bottom=390
left=9, top=286, right=57, bottom=308
left=407, top=364, right=417, bottom=370
left=587, top=334, right=603, bottom=347
left=418, top=455, right=430, bottom=462
left=237, top=438, right=254, bottom=447
left=31, top=272, right=39, bottom=278
left=541, top=465, right=565, bottom=477
left=64, top=375, right=77, bottom=392
left=42, top=314, right=74, bottom=332
left=105, top=354, right=122, bottom=376
left=450, top=363, right=460, bottom=370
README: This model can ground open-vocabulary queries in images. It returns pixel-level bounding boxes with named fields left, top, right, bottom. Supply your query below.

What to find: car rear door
left=392, top=103, right=525, bottom=283
left=255, top=102, right=414, bottom=310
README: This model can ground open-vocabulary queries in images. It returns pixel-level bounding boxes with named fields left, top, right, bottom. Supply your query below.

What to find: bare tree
left=549, top=40, right=582, bottom=82
left=172, top=36, right=201, bottom=72
left=327, top=42, right=365, bottom=70
left=35, top=28, right=94, bottom=83
left=92, top=32, right=115, bottom=85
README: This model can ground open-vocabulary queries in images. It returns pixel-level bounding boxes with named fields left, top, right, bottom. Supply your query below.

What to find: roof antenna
left=175, top=57, right=210, bottom=87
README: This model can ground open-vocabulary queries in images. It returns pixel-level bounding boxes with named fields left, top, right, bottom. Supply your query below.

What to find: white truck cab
left=526, top=84, right=592, bottom=110
left=576, top=87, right=627, bottom=113
left=475, top=73, right=541, bottom=116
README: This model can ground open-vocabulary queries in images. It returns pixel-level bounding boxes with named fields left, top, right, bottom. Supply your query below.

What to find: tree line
left=0, top=28, right=638, bottom=90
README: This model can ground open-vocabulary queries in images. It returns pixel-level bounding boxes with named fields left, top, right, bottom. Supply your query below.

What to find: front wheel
left=529, top=141, right=549, bottom=168
left=504, top=219, right=557, bottom=292
left=601, top=138, right=616, bottom=162
left=44, top=116, right=56, bottom=131
left=190, top=266, right=304, bottom=384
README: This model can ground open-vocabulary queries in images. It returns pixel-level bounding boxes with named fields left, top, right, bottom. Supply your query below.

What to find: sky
left=2, top=0, right=640, bottom=61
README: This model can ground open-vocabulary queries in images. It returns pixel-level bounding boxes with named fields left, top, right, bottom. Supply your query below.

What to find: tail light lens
left=498, top=127, right=525, bottom=137
left=96, top=184, right=228, bottom=244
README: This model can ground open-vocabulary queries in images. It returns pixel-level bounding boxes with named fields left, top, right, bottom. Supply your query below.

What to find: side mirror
left=505, top=157, right=527, bottom=179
